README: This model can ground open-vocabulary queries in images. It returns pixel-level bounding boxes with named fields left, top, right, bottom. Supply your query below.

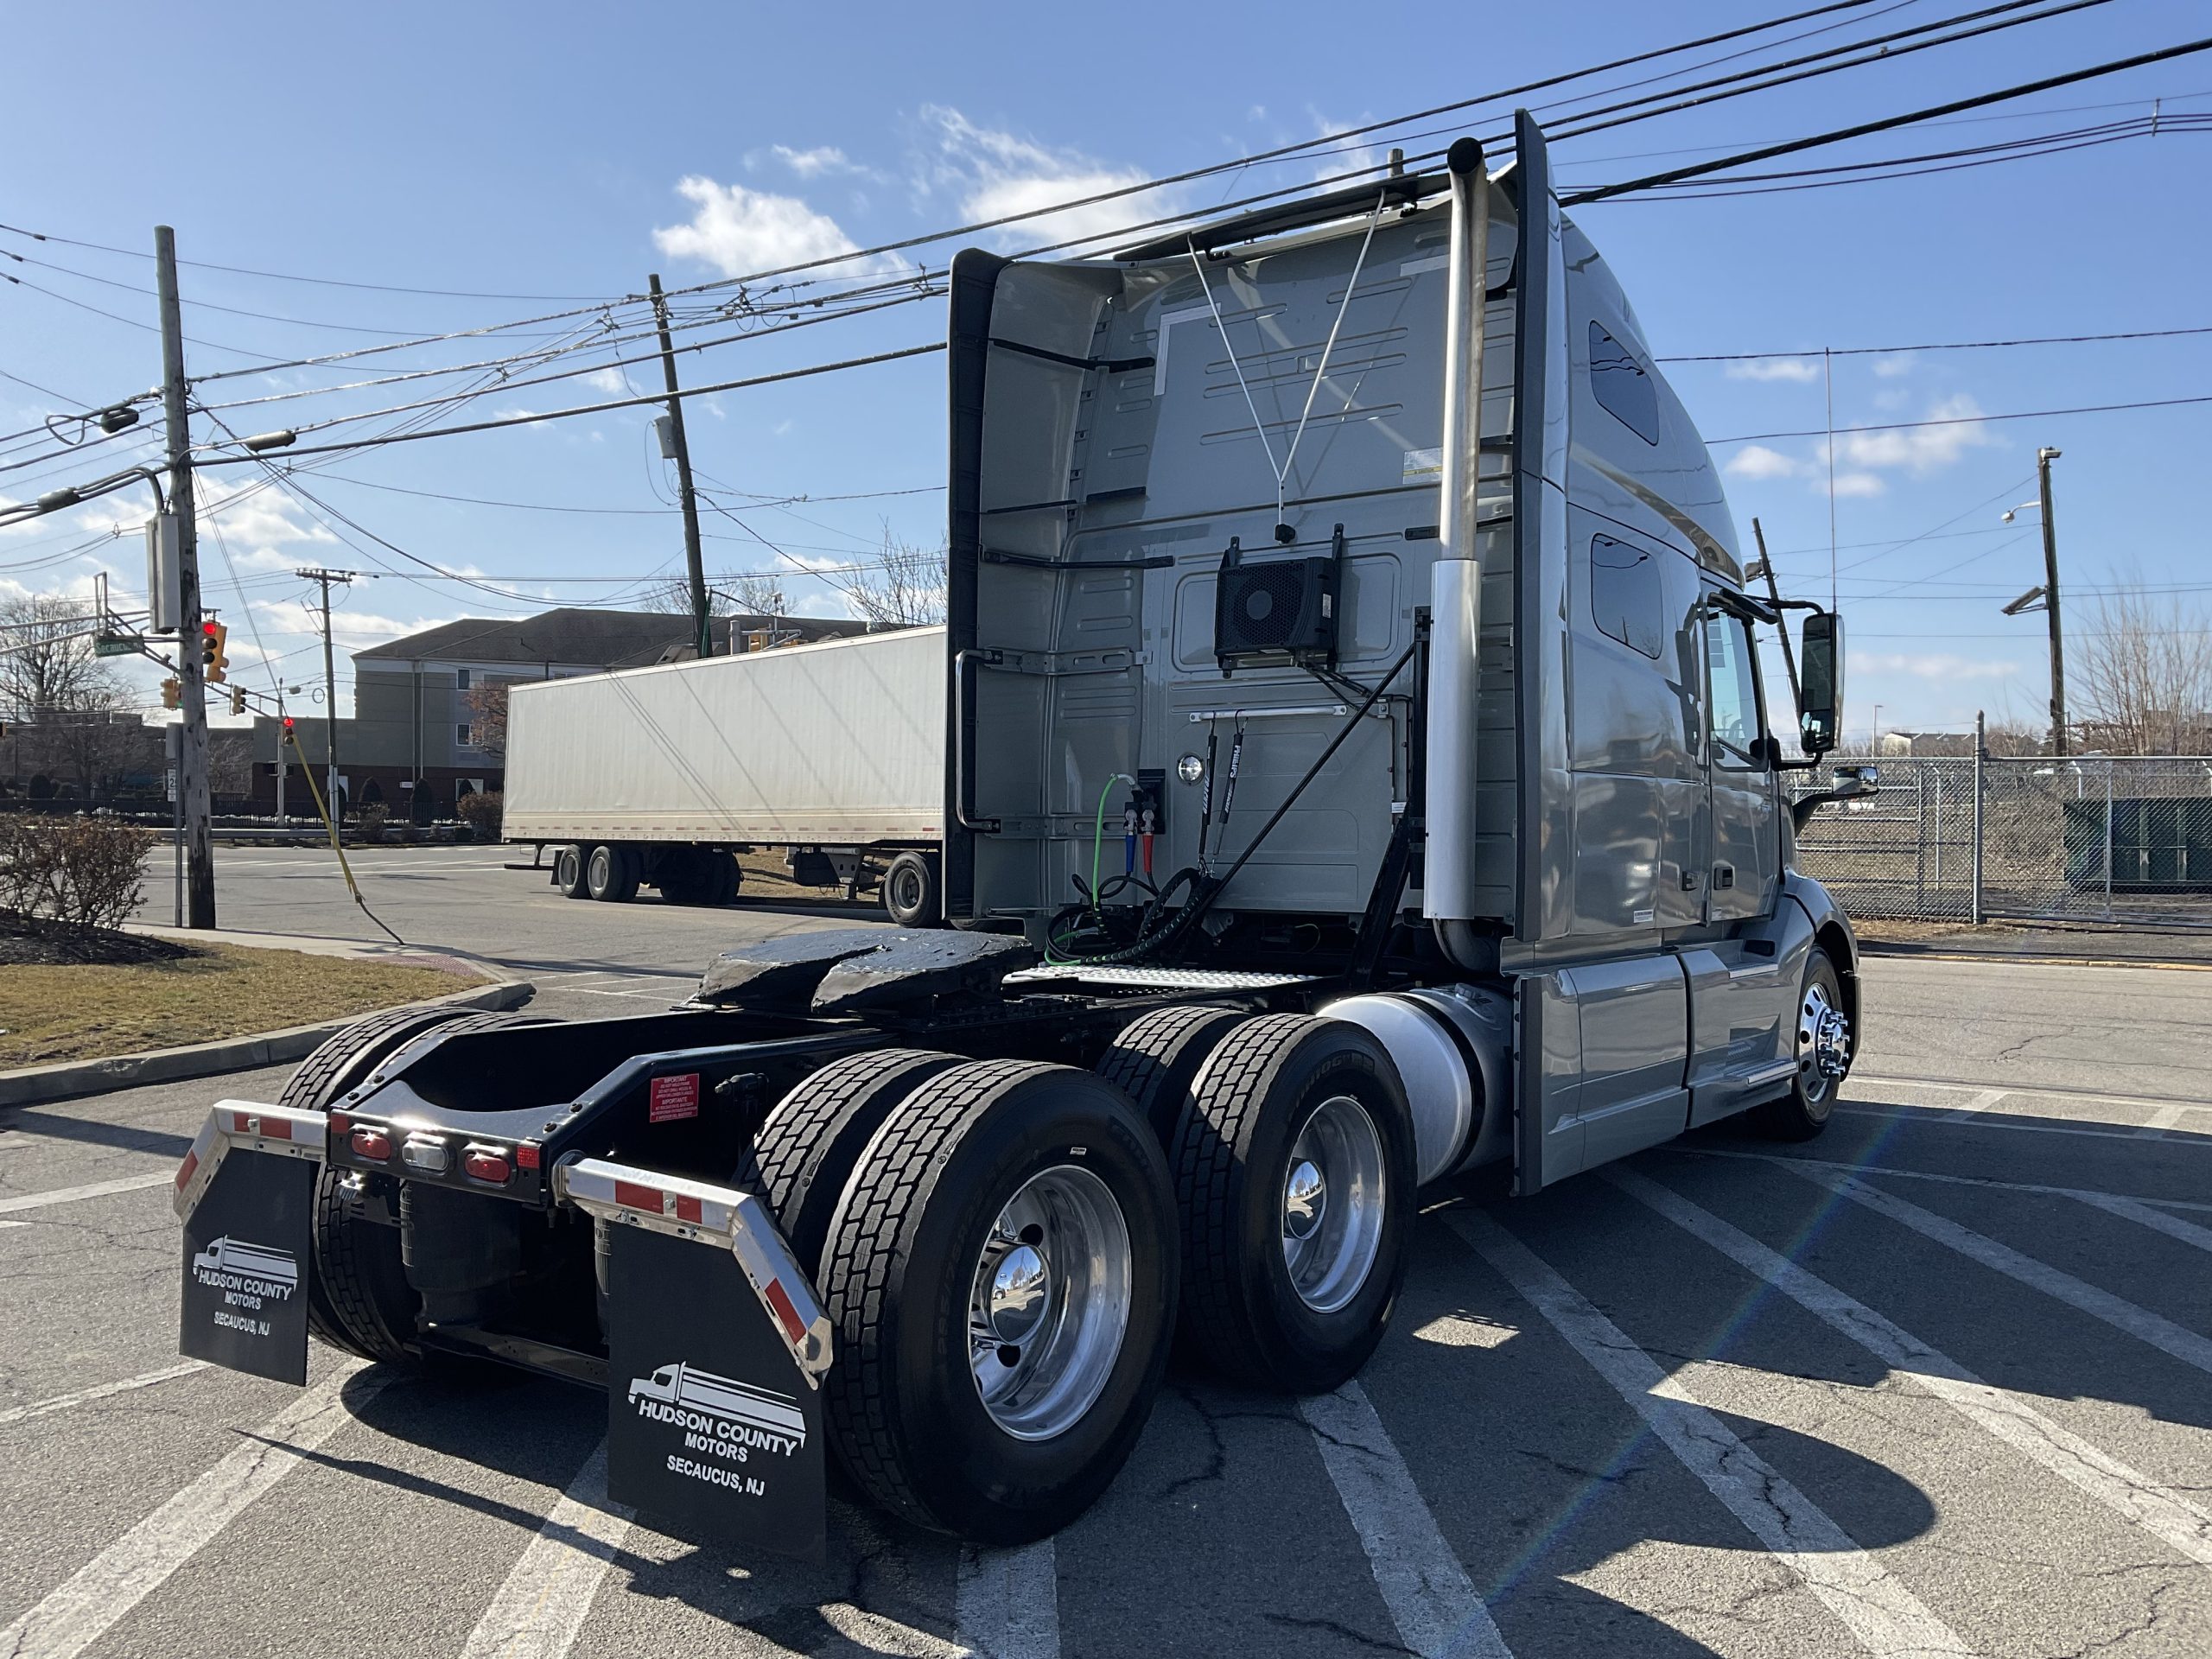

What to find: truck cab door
left=1700, top=595, right=1778, bottom=925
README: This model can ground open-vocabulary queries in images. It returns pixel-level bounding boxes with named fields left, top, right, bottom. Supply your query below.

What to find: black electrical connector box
left=1212, top=529, right=1345, bottom=671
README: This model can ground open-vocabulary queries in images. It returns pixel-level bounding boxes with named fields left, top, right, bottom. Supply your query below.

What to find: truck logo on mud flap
left=628, top=1361, right=807, bottom=1481
left=189, top=1235, right=300, bottom=1332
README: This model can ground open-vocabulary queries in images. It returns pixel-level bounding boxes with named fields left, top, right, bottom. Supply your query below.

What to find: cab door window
left=1704, top=612, right=1765, bottom=766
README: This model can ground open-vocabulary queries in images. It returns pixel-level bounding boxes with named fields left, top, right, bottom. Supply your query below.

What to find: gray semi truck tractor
left=175, top=116, right=1863, bottom=1558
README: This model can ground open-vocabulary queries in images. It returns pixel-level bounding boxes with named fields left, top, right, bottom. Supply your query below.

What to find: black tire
left=740, top=1047, right=962, bottom=1273
left=553, top=844, right=588, bottom=899
left=585, top=842, right=638, bottom=903
left=1751, top=947, right=1849, bottom=1141
left=817, top=1059, right=1177, bottom=1542
left=882, top=850, right=940, bottom=928
left=1172, top=1014, right=1415, bottom=1394
left=1095, top=1004, right=1248, bottom=1147
left=289, top=1008, right=545, bottom=1362
left=708, top=851, right=741, bottom=906
left=654, top=848, right=709, bottom=906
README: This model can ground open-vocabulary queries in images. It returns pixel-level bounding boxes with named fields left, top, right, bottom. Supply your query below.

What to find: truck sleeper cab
left=175, top=115, right=1859, bottom=1559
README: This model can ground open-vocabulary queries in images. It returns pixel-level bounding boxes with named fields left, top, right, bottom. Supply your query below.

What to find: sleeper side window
left=1589, top=321, right=1659, bottom=444
left=1591, top=534, right=1662, bottom=659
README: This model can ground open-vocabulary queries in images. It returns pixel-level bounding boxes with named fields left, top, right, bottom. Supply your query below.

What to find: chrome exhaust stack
left=1424, top=137, right=1489, bottom=934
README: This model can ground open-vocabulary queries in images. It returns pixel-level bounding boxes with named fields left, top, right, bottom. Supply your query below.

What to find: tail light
left=400, top=1134, right=449, bottom=1173
left=462, top=1147, right=512, bottom=1185
left=350, top=1126, right=394, bottom=1161
left=514, top=1141, right=542, bottom=1171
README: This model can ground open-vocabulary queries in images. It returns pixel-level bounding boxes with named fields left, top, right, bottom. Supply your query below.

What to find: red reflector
left=764, top=1278, right=807, bottom=1349
left=674, top=1193, right=702, bottom=1224
left=613, top=1179, right=664, bottom=1213
left=175, top=1148, right=199, bottom=1192
left=463, top=1150, right=512, bottom=1185
left=328, top=1111, right=353, bottom=1136
left=514, top=1141, right=542, bottom=1171
left=351, top=1127, right=393, bottom=1161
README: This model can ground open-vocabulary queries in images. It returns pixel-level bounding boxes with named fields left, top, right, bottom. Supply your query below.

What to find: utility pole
left=156, top=226, right=217, bottom=928
left=2036, top=445, right=2068, bottom=756
left=648, top=273, right=712, bottom=658
left=297, top=569, right=354, bottom=818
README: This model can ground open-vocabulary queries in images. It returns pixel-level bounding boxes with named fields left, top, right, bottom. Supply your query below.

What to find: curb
left=1859, top=943, right=2212, bottom=971
left=0, top=975, right=535, bottom=1109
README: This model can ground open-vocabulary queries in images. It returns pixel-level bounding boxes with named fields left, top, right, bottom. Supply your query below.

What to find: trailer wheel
left=740, top=1047, right=962, bottom=1271
left=283, top=1008, right=546, bottom=1362
left=1172, top=1014, right=1414, bottom=1394
left=553, top=844, right=588, bottom=899
left=1751, top=947, right=1850, bottom=1141
left=881, top=850, right=940, bottom=928
left=711, top=851, right=742, bottom=906
left=818, top=1060, right=1176, bottom=1542
left=1095, top=1004, right=1247, bottom=1147
left=585, top=842, right=639, bottom=902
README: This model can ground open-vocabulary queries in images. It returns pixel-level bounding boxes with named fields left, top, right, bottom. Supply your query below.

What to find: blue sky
left=2, top=0, right=2206, bottom=739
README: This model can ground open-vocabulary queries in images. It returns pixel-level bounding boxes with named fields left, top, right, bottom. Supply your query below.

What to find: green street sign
left=92, top=633, right=138, bottom=658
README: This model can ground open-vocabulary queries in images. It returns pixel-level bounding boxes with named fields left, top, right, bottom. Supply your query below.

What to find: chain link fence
left=1793, top=755, right=2212, bottom=927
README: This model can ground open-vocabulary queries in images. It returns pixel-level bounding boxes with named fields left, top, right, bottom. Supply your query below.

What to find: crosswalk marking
left=1785, top=1165, right=2212, bottom=1378
left=1607, top=1168, right=2212, bottom=1570
left=0, top=1173, right=173, bottom=1215
left=458, top=1442, right=633, bottom=1659
left=954, top=1541, right=1058, bottom=1659
left=1300, top=1380, right=1514, bottom=1659
left=0, top=1363, right=372, bottom=1659
left=0, top=1363, right=207, bottom=1429
left=1445, top=1209, right=1974, bottom=1659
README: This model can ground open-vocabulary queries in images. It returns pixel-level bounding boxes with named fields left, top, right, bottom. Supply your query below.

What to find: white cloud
left=491, top=405, right=551, bottom=429
left=917, top=106, right=1172, bottom=251
left=652, top=175, right=893, bottom=281
left=1825, top=471, right=1885, bottom=499
left=1832, top=393, right=1991, bottom=475
left=769, top=144, right=865, bottom=181
left=1722, top=443, right=1804, bottom=481
left=1872, top=353, right=1916, bottom=378
left=1860, top=652, right=2020, bottom=681
left=582, top=367, right=627, bottom=394
left=1724, top=357, right=1821, bottom=383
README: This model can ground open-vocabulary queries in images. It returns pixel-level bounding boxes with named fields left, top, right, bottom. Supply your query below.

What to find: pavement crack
left=1260, top=1611, right=1408, bottom=1654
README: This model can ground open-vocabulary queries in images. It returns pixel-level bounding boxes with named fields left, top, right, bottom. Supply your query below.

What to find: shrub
left=354, top=803, right=390, bottom=843
left=456, top=789, right=504, bottom=842
left=0, top=811, right=154, bottom=929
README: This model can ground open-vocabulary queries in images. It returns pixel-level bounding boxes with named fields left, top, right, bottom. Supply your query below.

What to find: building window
left=455, top=668, right=472, bottom=690
left=1589, top=321, right=1659, bottom=445
left=1590, top=535, right=1663, bottom=659
left=456, top=722, right=473, bottom=748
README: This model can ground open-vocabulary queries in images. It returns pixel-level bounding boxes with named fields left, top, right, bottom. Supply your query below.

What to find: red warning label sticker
left=649, top=1072, right=701, bottom=1123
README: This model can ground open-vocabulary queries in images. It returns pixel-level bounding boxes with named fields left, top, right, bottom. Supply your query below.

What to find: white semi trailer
left=176, top=118, right=1868, bottom=1560
left=501, top=626, right=947, bottom=924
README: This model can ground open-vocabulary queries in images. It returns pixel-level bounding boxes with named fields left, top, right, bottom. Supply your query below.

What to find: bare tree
left=2072, top=575, right=2212, bottom=754
left=463, top=680, right=511, bottom=760
left=0, top=591, right=117, bottom=721
left=642, top=570, right=790, bottom=622
left=839, top=528, right=947, bottom=627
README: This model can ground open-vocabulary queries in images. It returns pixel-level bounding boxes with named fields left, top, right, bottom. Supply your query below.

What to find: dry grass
left=0, top=944, right=470, bottom=1069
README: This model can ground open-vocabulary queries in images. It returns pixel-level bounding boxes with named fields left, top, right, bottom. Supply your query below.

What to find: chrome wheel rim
left=968, top=1165, right=1132, bottom=1441
left=555, top=848, right=580, bottom=889
left=889, top=862, right=923, bottom=917
left=588, top=847, right=611, bottom=892
left=1281, top=1095, right=1386, bottom=1315
left=1797, top=982, right=1852, bottom=1105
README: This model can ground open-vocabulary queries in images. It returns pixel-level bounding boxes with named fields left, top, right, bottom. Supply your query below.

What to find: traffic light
left=160, top=677, right=182, bottom=710
left=230, top=685, right=247, bottom=715
left=201, top=620, right=230, bottom=684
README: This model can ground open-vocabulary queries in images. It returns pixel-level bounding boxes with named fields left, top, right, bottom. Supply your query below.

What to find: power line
left=1707, top=392, right=2212, bottom=445
left=1663, top=323, right=2212, bottom=362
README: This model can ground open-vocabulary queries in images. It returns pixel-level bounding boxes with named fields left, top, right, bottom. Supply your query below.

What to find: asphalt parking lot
left=3, top=849, right=2198, bottom=1656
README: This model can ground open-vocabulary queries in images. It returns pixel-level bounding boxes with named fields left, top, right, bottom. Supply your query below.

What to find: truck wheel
left=654, top=849, right=707, bottom=906
left=818, top=1060, right=1177, bottom=1543
left=553, top=844, right=588, bottom=899
left=285, top=1008, right=546, bottom=1362
left=1095, top=1004, right=1247, bottom=1147
left=881, top=850, right=940, bottom=928
left=1172, top=1014, right=1414, bottom=1394
left=279, top=1004, right=479, bottom=1358
left=740, top=1047, right=962, bottom=1272
left=1751, top=948, right=1851, bottom=1141
left=585, top=842, right=639, bottom=902
left=710, top=852, right=742, bottom=906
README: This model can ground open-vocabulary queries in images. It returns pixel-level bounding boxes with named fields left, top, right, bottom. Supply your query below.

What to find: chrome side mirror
left=1799, top=611, right=1844, bottom=755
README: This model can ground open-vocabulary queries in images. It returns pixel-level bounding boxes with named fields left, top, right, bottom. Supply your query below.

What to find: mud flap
left=174, top=1100, right=327, bottom=1384
left=558, top=1159, right=833, bottom=1563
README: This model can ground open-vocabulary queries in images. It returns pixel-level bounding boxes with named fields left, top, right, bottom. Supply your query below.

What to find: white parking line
left=1833, top=1106, right=2212, bottom=1147
left=954, top=1540, right=1059, bottom=1659
left=0, top=1173, right=174, bottom=1216
left=1445, top=1210, right=1973, bottom=1659
left=458, top=1441, right=633, bottom=1659
left=1606, top=1169, right=2212, bottom=1570
left=1675, top=1147, right=2212, bottom=1217
left=0, top=1363, right=208, bottom=1429
left=1787, top=1166, right=2212, bottom=1378
left=2069, top=1192, right=2212, bottom=1255
left=0, top=1362, right=372, bottom=1659
left=1300, top=1379, right=1513, bottom=1659
left=1851, top=1074, right=2209, bottom=1116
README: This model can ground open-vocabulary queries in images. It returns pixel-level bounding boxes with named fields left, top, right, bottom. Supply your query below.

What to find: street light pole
left=156, top=226, right=217, bottom=929
left=297, top=569, right=354, bottom=817
left=2035, top=446, right=2068, bottom=756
